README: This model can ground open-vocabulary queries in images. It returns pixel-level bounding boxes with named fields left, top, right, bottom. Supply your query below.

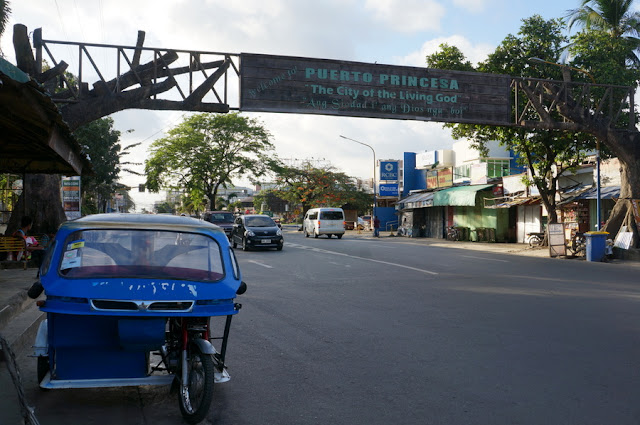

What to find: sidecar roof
left=59, top=213, right=223, bottom=235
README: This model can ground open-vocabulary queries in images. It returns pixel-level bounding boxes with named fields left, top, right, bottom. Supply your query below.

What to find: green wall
left=452, top=191, right=509, bottom=241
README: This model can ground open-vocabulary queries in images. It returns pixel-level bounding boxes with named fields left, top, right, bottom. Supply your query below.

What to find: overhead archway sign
left=240, top=53, right=512, bottom=126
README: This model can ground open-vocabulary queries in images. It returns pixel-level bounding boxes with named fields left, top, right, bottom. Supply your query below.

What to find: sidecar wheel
left=178, top=345, right=215, bottom=424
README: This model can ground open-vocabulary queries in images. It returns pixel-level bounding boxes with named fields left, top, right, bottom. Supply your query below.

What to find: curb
left=0, top=292, right=44, bottom=362
left=0, top=290, right=29, bottom=330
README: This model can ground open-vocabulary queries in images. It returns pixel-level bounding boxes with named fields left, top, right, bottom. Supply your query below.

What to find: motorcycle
left=29, top=213, right=246, bottom=424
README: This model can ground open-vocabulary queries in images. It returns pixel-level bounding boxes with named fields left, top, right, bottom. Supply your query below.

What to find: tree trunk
left=600, top=130, right=640, bottom=246
left=4, top=174, right=67, bottom=236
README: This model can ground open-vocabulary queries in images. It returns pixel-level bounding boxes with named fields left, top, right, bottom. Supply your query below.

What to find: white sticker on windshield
left=61, top=249, right=81, bottom=269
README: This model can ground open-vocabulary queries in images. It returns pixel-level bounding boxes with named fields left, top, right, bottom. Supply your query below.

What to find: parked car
left=360, top=215, right=372, bottom=230
left=203, top=211, right=235, bottom=239
left=231, top=214, right=284, bottom=251
left=357, top=217, right=366, bottom=230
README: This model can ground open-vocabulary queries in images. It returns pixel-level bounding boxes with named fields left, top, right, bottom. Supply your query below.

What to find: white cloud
left=452, top=0, right=487, bottom=14
left=395, top=35, right=495, bottom=68
left=364, top=0, right=446, bottom=33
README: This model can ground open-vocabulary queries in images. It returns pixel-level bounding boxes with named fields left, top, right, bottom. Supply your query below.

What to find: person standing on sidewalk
left=373, top=216, right=380, bottom=237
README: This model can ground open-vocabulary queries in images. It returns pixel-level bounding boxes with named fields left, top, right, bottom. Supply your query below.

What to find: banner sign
left=380, top=161, right=399, bottom=181
left=426, top=168, right=453, bottom=189
left=240, top=53, right=512, bottom=125
left=379, top=183, right=399, bottom=197
left=438, top=168, right=453, bottom=188
left=416, top=151, right=436, bottom=168
left=426, top=170, right=438, bottom=189
left=62, top=176, right=81, bottom=220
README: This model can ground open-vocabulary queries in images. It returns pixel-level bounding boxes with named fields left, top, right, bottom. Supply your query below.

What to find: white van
left=303, top=207, right=346, bottom=239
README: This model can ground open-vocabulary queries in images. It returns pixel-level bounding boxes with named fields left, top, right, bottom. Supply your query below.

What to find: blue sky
left=1, top=0, right=609, bottom=211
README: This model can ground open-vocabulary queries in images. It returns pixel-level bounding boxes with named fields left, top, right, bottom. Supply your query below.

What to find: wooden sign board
left=240, top=53, right=512, bottom=125
left=548, top=223, right=566, bottom=257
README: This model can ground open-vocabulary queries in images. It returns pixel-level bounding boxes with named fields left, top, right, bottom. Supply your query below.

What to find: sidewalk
left=344, top=228, right=552, bottom=258
left=0, top=267, right=42, bottom=357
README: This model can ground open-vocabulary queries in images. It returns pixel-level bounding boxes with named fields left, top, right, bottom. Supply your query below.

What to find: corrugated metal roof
left=484, top=196, right=541, bottom=209
left=398, top=191, right=435, bottom=209
left=573, top=186, right=620, bottom=200
left=433, top=184, right=494, bottom=206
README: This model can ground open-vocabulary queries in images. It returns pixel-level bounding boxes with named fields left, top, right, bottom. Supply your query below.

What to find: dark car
left=203, top=211, right=235, bottom=239
left=231, top=214, right=284, bottom=251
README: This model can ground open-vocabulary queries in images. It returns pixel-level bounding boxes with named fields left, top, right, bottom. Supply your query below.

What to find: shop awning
left=433, top=184, right=494, bottom=207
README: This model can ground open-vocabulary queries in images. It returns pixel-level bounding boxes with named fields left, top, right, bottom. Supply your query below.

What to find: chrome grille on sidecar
left=90, top=299, right=194, bottom=312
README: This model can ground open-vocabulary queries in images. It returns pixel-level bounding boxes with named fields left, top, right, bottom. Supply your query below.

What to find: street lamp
left=339, top=135, right=377, bottom=220
left=527, top=57, right=602, bottom=230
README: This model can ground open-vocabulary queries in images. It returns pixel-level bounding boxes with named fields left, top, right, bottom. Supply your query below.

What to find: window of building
left=483, top=159, right=510, bottom=178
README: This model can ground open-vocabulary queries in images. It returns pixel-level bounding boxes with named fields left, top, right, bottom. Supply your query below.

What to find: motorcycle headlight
left=245, top=230, right=255, bottom=237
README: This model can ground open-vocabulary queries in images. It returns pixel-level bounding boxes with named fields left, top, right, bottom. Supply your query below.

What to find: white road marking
left=287, top=243, right=438, bottom=275
left=247, top=260, right=273, bottom=268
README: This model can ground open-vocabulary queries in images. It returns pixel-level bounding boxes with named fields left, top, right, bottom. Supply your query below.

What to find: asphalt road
left=7, top=230, right=640, bottom=425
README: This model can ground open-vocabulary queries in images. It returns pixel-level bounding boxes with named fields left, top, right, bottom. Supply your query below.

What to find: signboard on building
left=379, top=183, right=399, bottom=197
left=240, top=53, right=512, bottom=125
left=416, top=151, right=436, bottom=168
left=470, top=163, right=488, bottom=185
left=426, top=168, right=453, bottom=189
left=438, top=168, right=453, bottom=188
left=427, top=170, right=438, bottom=189
left=62, top=176, right=81, bottom=220
left=380, top=161, right=399, bottom=181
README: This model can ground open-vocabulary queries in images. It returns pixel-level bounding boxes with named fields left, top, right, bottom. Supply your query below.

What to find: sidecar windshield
left=59, top=229, right=225, bottom=281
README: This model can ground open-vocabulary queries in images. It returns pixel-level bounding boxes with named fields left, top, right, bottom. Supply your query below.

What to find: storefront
left=560, top=186, right=620, bottom=235
left=433, top=184, right=510, bottom=242
left=396, top=191, right=444, bottom=238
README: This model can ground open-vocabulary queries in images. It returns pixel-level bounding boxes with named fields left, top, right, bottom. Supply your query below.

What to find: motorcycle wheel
left=178, top=344, right=215, bottom=424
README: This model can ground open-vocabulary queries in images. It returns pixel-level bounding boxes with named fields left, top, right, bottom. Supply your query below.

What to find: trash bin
left=585, top=231, right=609, bottom=262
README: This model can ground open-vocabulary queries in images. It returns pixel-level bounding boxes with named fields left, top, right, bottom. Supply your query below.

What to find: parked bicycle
left=447, top=226, right=460, bottom=241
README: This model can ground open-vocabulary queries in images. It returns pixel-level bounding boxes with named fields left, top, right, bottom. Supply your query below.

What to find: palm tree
left=566, top=0, right=640, bottom=63
left=0, top=1, right=11, bottom=55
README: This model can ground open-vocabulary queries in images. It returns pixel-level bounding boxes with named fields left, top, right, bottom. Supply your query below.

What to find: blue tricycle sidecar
left=31, top=213, right=245, bottom=424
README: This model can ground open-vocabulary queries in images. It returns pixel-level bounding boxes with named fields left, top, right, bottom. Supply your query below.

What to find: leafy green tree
left=155, top=201, right=175, bottom=214
left=145, top=113, right=274, bottom=211
left=427, top=16, right=595, bottom=224
left=425, top=44, right=475, bottom=72
left=269, top=160, right=371, bottom=220
left=563, top=0, right=640, bottom=242
left=74, top=117, right=124, bottom=213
